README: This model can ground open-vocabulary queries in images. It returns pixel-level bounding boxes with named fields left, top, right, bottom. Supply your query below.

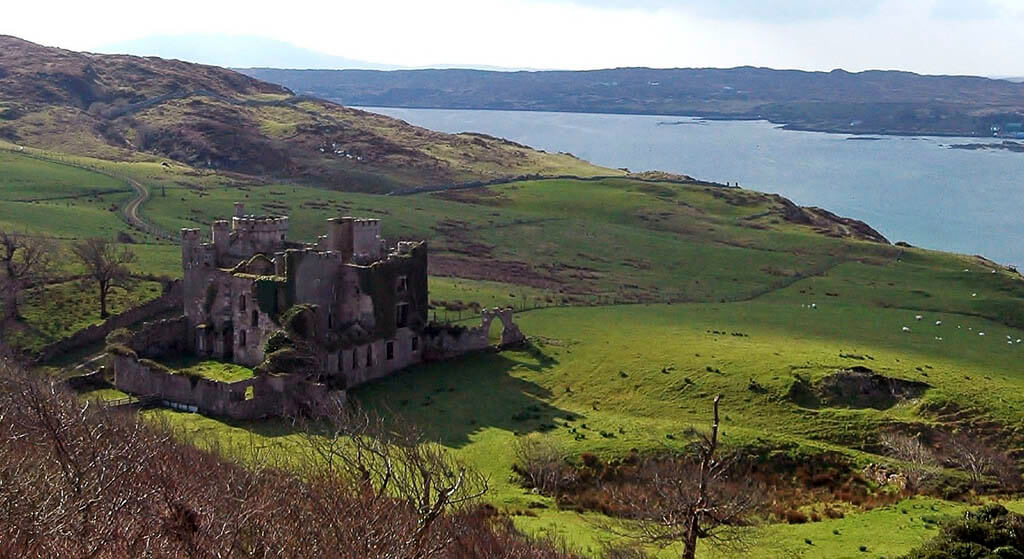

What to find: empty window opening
left=396, top=303, right=410, bottom=328
left=366, top=345, right=373, bottom=367
left=352, top=348, right=359, bottom=369
left=397, top=275, right=408, bottom=293
left=251, top=309, right=259, bottom=327
left=411, top=336, right=419, bottom=351
left=386, top=341, right=395, bottom=360
left=328, top=310, right=334, bottom=329
left=239, top=295, right=246, bottom=311
left=239, top=329, right=247, bottom=346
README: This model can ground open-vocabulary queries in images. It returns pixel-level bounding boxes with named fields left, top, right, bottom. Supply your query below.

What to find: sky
left=4, top=0, right=1024, bottom=75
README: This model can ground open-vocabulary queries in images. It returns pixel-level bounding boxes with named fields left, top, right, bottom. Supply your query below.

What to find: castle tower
left=327, top=217, right=355, bottom=259
left=181, top=228, right=200, bottom=266
left=212, top=220, right=230, bottom=260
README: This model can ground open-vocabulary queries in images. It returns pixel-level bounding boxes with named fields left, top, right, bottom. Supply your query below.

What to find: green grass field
left=6, top=279, right=164, bottom=352
left=157, top=357, right=255, bottom=383
left=5, top=145, right=1024, bottom=557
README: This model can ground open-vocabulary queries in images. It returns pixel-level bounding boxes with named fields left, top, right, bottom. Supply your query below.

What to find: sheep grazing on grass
left=902, top=327, right=911, bottom=333
left=935, top=321, right=943, bottom=326
left=811, top=303, right=817, bottom=309
left=972, top=293, right=978, bottom=297
left=979, top=332, right=986, bottom=336
left=915, top=315, right=923, bottom=321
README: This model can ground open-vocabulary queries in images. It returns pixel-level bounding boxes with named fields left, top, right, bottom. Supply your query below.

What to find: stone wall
left=424, top=307, right=525, bottom=360
left=125, top=315, right=188, bottom=358
left=34, top=280, right=183, bottom=363
left=110, top=352, right=344, bottom=420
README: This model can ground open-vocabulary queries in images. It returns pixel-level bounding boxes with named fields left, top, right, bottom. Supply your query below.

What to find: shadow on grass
left=178, top=343, right=578, bottom=449
left=352, top=346, right=578, bottom=448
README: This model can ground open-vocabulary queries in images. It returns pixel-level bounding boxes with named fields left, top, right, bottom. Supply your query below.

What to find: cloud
left=552, top=0, right=884, bottom=21
left=929, top=0, right=1003, bottom=20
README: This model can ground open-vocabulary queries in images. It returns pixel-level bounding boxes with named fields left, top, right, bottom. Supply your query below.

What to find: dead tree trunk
left=683, top=394, right=721, bottom=559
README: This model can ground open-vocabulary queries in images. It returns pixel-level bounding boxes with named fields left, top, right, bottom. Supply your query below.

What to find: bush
left=263, top=329, right=292, bottom=354
left=785, top=509, right=809, bottom=524
left=903, top=504, right=1024, bottom=559
left=105, top=327, right=132, bottom=347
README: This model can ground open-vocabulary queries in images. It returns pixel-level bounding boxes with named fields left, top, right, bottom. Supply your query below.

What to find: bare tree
left=0, top=230, right=55, bottom=326
left=514, top=435, right=576, bottom=495
left=939, top=431, right=1016, bottom=488
left=70, top=238, right=137, bottom=318
left=879, top=431, right=938, bottom=492
left=605, top=396, right=764, bottom=559
left=300, top=401, right=489, bottom=557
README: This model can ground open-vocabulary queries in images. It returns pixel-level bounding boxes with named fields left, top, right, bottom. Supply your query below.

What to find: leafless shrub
left=514, top=435, right=577, bottom=495
left=0, top=230, right=56, bottom=326
left=298, top=400, right=490, bottom=555
left=939, top=431, right=1020, bottom=489
left=601, top=396, right=765, bottom=559
left=879, top=431, right=939, bottom=491
left=0, top=361, right=571, bottom=558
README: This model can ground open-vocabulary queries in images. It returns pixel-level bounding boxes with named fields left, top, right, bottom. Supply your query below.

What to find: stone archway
left=481, top=307, right=524, bottom=347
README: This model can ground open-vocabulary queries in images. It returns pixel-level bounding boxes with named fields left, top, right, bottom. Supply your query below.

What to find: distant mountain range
left=241, top=67, right=1024, bottom=137
left=95, top=34, right=397, bottom=70
left=95, top=34, right=533, bottom=72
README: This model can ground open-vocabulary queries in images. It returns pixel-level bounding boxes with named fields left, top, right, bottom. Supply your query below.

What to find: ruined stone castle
left=108, top=203, right=523, bottom=419
left=181, top=202, right=430, bottom=384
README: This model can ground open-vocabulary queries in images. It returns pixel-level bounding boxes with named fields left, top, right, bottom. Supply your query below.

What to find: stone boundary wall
left=424, top=307, right=525, bottom=359
left=111, top=354, right=266, bottom=420
left=34, top=280, right=184, bottom=363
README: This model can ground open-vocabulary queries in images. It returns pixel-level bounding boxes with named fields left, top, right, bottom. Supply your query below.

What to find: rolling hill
left=5, top=36, right=1024, bottom=558
left=241, top=66, right=1024, bottom=137
left=0, top=36, right=613, bottom=192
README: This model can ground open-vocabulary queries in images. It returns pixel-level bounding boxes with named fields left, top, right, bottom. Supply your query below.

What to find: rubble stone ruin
left=108, top=203, right=525, bottom=419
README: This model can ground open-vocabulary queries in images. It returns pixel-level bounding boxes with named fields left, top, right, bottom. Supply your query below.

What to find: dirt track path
left=1, top=146, right=174, bottom=241
left=121, top=176, right=174, bottom=241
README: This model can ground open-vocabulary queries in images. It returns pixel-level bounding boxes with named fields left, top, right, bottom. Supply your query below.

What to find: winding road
left=120, top=176, right=174, bottom=241
left=2, top=145, right=174, bottom=241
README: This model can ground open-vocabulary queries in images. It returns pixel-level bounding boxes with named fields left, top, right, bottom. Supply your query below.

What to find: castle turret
left=327, top=217, right=355, bottom=259
left=352, top=218, right=381, bottom=259
left=181, top=228, right=200, bottom=266
left=212, top=220, right=230, bottom=259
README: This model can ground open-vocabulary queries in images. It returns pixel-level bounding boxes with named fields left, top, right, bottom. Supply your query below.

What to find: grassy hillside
left=4, top=137, right=1024, bottom=556
left=0, top=36, right=618, bottom=192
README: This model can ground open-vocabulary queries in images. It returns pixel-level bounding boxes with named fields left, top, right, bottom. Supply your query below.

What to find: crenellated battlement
left=231, top=215, right=290, bottom=233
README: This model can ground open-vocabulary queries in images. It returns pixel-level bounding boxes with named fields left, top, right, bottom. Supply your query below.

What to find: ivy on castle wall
left=356, top=243, right=428, bottom=339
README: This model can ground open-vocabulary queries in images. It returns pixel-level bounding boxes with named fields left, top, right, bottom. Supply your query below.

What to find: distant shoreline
left=351, top=104, right=997, bottom=140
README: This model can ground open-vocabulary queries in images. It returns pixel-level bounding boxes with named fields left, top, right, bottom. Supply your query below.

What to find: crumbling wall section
left=33, top=280, right=183, bottom=363
left=109, top=353, right=342, bottom=420
left=423, top=307, right=525, bottom=360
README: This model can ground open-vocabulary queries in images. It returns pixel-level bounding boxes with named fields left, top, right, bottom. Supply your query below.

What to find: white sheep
left=902, top=326, right=911, bottom=333
left=979, top=332, right=986, bottom=336
left=935, top=321, right=943, bottom=326
left=811, top=303, right=817, bottom=309
left=972, top=293, right=978, bottom=297
left=915, top=315, right=923, bottom=321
